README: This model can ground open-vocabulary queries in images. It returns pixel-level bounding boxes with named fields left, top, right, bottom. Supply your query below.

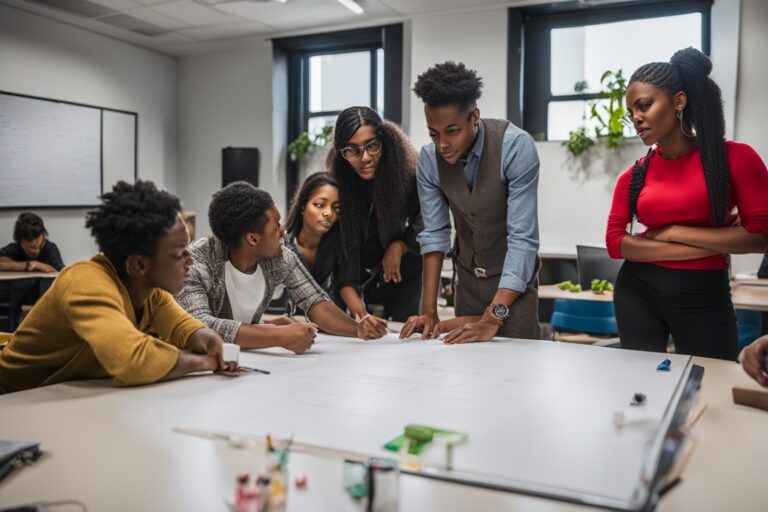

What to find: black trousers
left=363, top=252, right=423, bottom=322
left=613, top=261, right=738, bottom=360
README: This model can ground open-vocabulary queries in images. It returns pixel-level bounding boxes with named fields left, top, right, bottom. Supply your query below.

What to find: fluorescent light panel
left=336, top=0, right=363, bottom=15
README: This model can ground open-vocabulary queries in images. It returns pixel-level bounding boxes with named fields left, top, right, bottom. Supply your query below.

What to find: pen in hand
left=239, top=366, right=271, bottom=375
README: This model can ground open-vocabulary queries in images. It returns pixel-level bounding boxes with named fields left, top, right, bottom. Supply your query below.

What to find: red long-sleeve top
left=606, top=141, right=768, bottom=270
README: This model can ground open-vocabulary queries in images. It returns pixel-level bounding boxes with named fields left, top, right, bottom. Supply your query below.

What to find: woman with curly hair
left=327, top=106, right=423, bottom=325
left=284, top=172, right=344, bottom=311
left=606, top=47, right=768, bottom=360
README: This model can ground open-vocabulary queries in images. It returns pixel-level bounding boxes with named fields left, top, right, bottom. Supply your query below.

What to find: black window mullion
left=370, top=48, right=378, bottom=112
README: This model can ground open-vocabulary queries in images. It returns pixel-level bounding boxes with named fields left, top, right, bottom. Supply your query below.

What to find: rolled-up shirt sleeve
left=499, top=130, right=540, bottom=292
left=416, top=146, right=452, bottom=255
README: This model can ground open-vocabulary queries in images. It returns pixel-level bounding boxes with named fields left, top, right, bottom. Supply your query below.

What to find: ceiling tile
left=376, top=0, right=500, bottom=15
left=150, top=0, right=238, bottom=25
left=89, top=0, right=142, bottom=11
left=179, top=21, right=271, bottom=40
left=129, top=6, right=192, bottom=29
left=213, top=1, right=311, bottom=29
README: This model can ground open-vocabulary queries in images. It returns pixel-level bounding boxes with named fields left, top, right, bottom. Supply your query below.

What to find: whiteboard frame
left=0, top=90, right=138, bottom=209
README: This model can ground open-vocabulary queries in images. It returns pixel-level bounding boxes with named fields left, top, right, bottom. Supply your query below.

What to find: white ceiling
left=0, top=0, right=544, bottom=57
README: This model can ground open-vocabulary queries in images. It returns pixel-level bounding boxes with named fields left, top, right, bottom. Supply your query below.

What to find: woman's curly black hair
left=628, top=47, right=730, bottom=227
left=412, top=61, right=483, bottom=113
left=208, top=181, right=274, bottom=249
left=85, top=180, right=181, bottom=271
left=285, top=172, right=339, bottom=237
left=324, top=106, right=418, bottom=271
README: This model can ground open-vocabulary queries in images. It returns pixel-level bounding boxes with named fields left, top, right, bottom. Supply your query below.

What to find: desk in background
left=0, top=272, right=58, bottom=332
left=540, top=280, right=768, bottom=313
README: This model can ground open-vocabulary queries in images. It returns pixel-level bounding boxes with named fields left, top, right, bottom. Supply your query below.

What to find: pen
left=239, top=366, right=271, bottom=375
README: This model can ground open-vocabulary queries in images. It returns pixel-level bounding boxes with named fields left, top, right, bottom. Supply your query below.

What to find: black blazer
left=336, top=180, right=423, bottom=288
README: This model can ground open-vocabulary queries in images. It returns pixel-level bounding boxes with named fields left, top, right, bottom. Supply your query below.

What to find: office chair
left=576, top=245, right=624, bottom=289
left=736, top=310, right=763, bottom=351
left=549, top=246, right=622, bottom=340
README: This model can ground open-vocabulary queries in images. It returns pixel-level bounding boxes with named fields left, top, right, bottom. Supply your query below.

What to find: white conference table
left=1, top=334, right=766, bottom=512
left=540, top=279, right=768, bottom=313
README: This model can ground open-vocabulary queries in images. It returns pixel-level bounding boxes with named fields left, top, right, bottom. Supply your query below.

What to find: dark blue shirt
left=0, top=240, right=64, bottom=270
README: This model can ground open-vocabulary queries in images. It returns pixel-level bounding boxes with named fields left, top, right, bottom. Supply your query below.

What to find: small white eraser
left=222, top=343, right=240, bottom=363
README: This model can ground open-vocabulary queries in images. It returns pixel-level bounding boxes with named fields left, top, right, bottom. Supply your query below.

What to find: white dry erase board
left=0, top=91, right=137, bottom=209
left=178, top=335, right=698, bottom=512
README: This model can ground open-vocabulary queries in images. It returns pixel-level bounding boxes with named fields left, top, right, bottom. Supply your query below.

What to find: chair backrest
left=576, top=245, right=623, bottom=289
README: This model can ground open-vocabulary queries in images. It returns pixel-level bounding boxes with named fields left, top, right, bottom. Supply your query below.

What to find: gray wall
left=0, top=4, right=178, bottom=264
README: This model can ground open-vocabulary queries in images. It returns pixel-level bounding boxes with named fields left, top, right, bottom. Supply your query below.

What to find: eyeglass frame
left=339, top=139, right=382, bottom=161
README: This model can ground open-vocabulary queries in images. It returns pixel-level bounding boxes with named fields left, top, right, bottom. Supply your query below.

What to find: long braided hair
left=628, top=47, right=730, bottom=227
left=325, top=106, right=418, bottom=273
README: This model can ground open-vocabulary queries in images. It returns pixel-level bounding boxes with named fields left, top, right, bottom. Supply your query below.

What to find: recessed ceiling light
left=336, top=0, right=363, bottom=15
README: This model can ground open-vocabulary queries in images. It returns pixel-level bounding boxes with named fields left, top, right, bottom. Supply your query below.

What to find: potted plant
left=288, top=125, right=333, bottom=162
left=563, top=69, right=636, bottom=183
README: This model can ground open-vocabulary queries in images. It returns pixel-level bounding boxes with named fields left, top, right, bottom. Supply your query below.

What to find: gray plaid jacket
left=175, top=236, right=330, bottom=343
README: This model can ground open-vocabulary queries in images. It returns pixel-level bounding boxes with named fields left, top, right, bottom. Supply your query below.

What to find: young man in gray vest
left=400, top=61, right=541, bottom=343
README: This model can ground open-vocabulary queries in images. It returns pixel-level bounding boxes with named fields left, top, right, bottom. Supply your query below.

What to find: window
left=305, top=48, right=385, bottom=137
left=512, top=0, right=711, bottom=140
left=273, top=26, right=402, bottom=205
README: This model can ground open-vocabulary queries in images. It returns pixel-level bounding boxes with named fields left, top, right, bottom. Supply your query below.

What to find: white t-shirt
left=224, top=261, right=267, bottom=324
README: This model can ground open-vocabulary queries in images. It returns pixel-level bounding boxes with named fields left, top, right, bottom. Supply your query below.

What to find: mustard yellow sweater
left=0, top=255, right=204, bottom=393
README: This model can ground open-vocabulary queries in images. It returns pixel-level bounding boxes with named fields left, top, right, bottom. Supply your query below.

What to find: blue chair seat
left=737, top=310, right=763, bottom=350
left=550, top=299, right=618, bottom=336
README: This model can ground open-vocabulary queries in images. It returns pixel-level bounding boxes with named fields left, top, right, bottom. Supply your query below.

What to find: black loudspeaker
left=222, top=147, right=260, bottom=188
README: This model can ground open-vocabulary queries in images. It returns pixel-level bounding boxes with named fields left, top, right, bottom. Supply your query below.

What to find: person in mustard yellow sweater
left=0, top=181, right=236, bottom=394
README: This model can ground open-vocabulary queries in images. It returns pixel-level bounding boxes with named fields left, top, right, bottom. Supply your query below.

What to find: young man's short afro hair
left=413, top=61, right=483, bottom=111
left=208, top=181, right=274, bottom=249
left=85, top=180, right=182, bottom=271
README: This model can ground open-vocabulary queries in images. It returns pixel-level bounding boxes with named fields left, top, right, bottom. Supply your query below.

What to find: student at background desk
left=0, top=212, right=63, bottom=273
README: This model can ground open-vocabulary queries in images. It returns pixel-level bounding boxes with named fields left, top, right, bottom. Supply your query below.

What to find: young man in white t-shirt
left=176, top=182, right=386, bottom=354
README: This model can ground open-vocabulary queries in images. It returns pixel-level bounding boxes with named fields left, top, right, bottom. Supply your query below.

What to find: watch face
left=492, top=304, right=509, bottom=319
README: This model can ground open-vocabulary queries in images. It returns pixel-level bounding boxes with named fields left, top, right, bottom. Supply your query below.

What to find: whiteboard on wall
left=0, top=91, right=137, bottom=209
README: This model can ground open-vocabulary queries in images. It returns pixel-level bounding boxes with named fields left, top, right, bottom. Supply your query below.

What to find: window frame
left=273, top=25, right=402, bottom=205
left=512, top=0, right=712, bottom=140
left=302, top=46, right=383, bottom=136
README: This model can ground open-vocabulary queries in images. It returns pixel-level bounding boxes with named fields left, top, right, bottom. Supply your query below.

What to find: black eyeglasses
left=339, top=139, right=382, bottom=161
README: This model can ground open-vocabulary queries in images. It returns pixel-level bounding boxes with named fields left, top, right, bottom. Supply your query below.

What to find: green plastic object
left=384, top=424, right=468, bottom=455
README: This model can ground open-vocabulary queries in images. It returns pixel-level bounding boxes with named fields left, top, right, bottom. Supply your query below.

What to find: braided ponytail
left=628, top=48, right=730, bottom=226
left=670, top=47, right=730, bottom=226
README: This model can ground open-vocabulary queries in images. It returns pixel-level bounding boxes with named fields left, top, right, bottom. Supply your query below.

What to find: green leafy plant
left=563, top=126, right=594, bottom=157
left=563, top=69, right=630, bottom=157
left=590, top=279, right=614, bottom=294
left=288, top=125, right=333, bottom=162
left=556, top=280, right=582, bottom=293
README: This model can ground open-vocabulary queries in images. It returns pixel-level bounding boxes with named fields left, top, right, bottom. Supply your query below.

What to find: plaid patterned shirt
left=175, top=236, right=329, bottom=344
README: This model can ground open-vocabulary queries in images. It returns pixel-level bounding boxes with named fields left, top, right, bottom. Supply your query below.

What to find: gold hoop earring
left=677, top=109, right=695, bottom=138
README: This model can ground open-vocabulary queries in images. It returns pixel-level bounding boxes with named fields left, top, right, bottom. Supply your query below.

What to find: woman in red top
left=606, top=47, right=768, bottom=360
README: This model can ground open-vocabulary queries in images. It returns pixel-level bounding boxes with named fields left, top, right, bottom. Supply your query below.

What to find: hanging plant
left=288, top=125, right=333, bottom=162
left=563, top=69, right=631, bottom=157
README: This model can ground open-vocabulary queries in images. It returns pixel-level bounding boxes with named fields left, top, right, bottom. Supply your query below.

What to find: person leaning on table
left=0, top=212, right=64, bottom=273
left=0, top=181, right=236, bottom=394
